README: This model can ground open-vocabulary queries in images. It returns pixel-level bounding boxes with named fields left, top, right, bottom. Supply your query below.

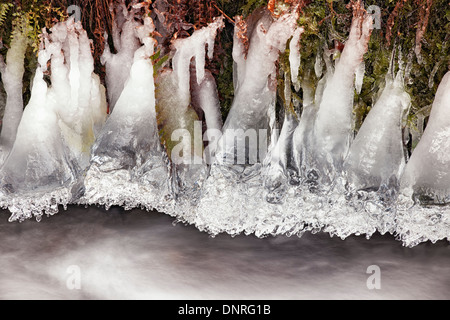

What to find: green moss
left=0, top=0, right=448, bottom=145
left=0, top=0, right=67, bottom=109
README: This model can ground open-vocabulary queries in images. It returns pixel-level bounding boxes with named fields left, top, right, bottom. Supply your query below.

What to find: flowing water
left=1, top=206, right=449, bottom=300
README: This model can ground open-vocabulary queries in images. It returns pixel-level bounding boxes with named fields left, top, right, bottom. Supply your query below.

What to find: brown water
left=0, top=206, right=449, bottom=300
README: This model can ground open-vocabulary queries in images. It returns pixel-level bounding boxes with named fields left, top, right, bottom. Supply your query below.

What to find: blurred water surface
left=0, top=206, right=449, bottom=300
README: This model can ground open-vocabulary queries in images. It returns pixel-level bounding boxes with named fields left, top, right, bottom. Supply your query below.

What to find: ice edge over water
left=0, top=10, right=449, bottom=248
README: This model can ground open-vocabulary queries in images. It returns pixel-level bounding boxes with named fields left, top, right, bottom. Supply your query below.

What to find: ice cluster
left=0, top=7, right=449, bottom=247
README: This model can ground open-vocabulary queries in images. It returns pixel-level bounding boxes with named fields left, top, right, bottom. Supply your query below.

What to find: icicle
left=314, top=50, right=324, bottom=79
left=0, top=17, right=32, bottom=160
left=292, top=78, right=318, bottom=179
left=400, top=71, right=450, bottom=203
left=0, top=18, right=107, bottom=221
left=265, top=71, right=297, bottom=186
left=289, top=27, right=304, bottom=92
left=428, top=61, right=442, bottom=89
left=101, top=3, right=142, bottom=111
left=264, top=109, right=298, bottom=204
left=263, top=72, right=299, bottom=203
left=312, top=10, right=373, bottom=182
left=232, top=16, right=248, bottom=93
left=153, top=16, right=226, bottom=222
left=81, top=17, right=172, bottom=214
left=344, top=70, right=410, bottom=192
left=190, top=69, right=223, bottom=162
left=355, top=61, right=365, bottom=95
left=396, top=71, right=450, bottom=247
left=83, top=15, right=171, bottom=214
left=155, top=17, right=224, bottom=164
left=284, top=70, right=292, bottom=106
left=0, top=84, right=5, bottom=132
left=172, top=17, right=225, bottom=104
left=217, top=8, right=300, bottom=165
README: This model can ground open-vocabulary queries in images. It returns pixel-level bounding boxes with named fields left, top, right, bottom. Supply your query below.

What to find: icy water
left=0, top=206, right=449, bottom=300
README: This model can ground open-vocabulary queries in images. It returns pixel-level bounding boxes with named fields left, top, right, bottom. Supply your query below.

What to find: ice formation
left=289, top=27, right=303, bottom=91
left=153, top=17, right=224, bottom=222
left=0, top=4, right=449, bottom=248
left=395, top=71, right=450, bottom=247
left=82, top=16, right=172, bottom=214
left=196, top=7, right=305, bottom=234
left=215, top=8, right=301, bottom=165
left=101, top=2, right=142, bottom=111
left=312, top=12, right=373, bottom=185
left=0, top=18, right=31, bottom=163
left=83, top=16, right=224, bottom=223
left=0, top=84, right=5, bottom=130
left=401, top=71, right=450, bottom=202
left=344, top=69, right=410, bottom=193
left=0, top=19, right=107, bottom=221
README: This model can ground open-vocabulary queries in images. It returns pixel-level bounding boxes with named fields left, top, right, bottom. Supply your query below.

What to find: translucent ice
left=155, top=14, right=224, bottom=166
left=289, top=27, right=304, bottom=92
left=196, top=7, right=304, bottom=234
left=0, top=5, right=448, bottom=248
left=0, top=18, right=31, bottom=162
left=292, top=78, right=319, bottom=183
left=355, top=61, right=365, bottom=95
left=0, top=84, right=5, bottom=132
left=344, top=71, right=410, bottom=192
left=401, top=71, right=450, bottom=203
left=394, top=72, right=450, bottom=247
left=171, top=16, right=224, bottom=104
left=0, top=19, right=107, bottom=221
left=312, top=12, right=373, bottom=184
left=101, top=2, right=142, bottom=111
left=190, top=69, right=223, bottom=162
left=83, top=17, right=172, bottom=213
left=216, top=8, right=300, bottom=165
left=156, top=17, right=224, bottom=222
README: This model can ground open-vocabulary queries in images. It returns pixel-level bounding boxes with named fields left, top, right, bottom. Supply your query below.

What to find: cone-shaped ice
left=345, top=71, right=410, bottom=192
left=196, top=7, right=304, bottom=235
left=0, top=4, right=448, bottom=248
left=312, top=11, right=373, bottom=184
left=0, top=19, right=107, bottom=221
left=101, top=2, right=141, bottom=112
left=156, top=16, right=224, bottom=162
left=401, top=71, right=450, bottom=203
left=83, top=17, right=171, bottom=212
left=216, top=8, right=301, bottom=165
left=154, top=17, right=224, bottom=222
left=394, top=71, right=450, bottom=247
